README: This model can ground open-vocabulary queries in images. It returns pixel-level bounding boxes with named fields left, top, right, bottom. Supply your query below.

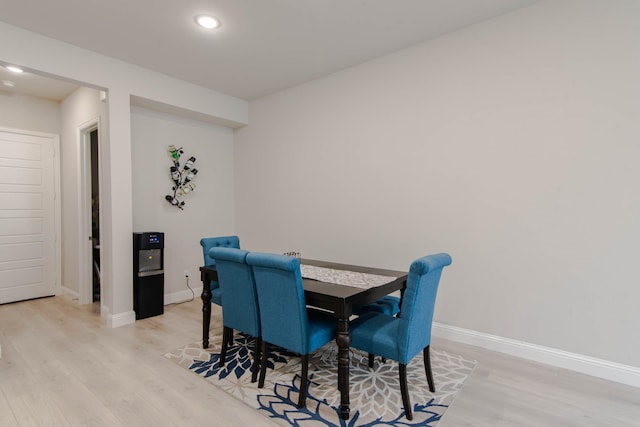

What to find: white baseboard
left=106, top=310, right=136, bottom=328
left=60, top=286, right=79, bottom=300
left=433, top=322, right=640, bottom=389
left=98, top=285, right=202, bottom=328
left=164, top=284, right=202, bottom=306
left=58, top=290, right=130, bottom=328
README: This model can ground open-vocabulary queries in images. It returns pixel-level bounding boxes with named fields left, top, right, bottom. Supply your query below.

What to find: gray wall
left=234, top=0, right=640, bottom=368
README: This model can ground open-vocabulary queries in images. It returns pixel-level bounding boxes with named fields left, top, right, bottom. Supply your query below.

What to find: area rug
left=165, top=329, right=476, bottom=426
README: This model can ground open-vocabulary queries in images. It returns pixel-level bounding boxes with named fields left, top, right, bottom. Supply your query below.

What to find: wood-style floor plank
left=1, top=296, right=639, bottom=426
left=434, top=337, right=640, bottom=426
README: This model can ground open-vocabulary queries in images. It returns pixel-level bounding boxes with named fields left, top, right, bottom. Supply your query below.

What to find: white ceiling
left=0, top=0, right=538, bottom=101
left=0, top=66, right=80, bottom=101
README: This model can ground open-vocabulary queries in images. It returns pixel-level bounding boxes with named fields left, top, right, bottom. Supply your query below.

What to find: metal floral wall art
left=165, top=145, right=198, bottom=210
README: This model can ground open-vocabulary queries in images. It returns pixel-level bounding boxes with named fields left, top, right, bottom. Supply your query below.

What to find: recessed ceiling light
left=195, top=15, right=220, bottom=29
left=5, top=65, right=24, bottom=73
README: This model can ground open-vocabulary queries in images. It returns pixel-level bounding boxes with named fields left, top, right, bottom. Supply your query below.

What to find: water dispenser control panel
left=134, top=232, right=164, bottom=250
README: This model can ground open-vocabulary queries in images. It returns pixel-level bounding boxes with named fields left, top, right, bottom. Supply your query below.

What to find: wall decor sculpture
left=165, top=145, right=198, bottom=210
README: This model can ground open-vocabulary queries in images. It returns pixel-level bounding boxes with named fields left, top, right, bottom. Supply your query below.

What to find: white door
left=0, top=128, right=59, bottom=304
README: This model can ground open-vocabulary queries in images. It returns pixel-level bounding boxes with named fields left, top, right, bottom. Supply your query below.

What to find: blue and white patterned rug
left=165, top=330, right=476, bottom=426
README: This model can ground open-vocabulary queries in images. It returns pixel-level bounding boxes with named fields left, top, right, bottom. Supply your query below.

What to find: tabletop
left=299, top=258, right=407, bottom=318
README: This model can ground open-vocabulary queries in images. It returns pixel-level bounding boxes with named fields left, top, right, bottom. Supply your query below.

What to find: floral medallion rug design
left=165, top=329, right=476, bottom=427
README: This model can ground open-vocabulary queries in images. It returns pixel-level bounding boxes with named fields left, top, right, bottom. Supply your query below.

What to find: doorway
left=79, top=120, right=101, bottom=305
left=90, top=129, right=100, bottom=302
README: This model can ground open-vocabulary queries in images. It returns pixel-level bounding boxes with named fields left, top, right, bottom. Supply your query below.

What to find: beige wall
left=235, top=0, right=640, bottom=368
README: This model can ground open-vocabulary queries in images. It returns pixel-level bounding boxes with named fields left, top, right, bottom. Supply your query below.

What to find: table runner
left=300, top=264, right=398, bottom=290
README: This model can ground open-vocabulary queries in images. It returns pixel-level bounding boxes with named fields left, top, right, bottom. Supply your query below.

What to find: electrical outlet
left=184, top=269, right=189, bottom=278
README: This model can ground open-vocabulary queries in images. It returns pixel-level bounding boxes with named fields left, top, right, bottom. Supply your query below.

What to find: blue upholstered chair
left=349, top=253, right=452, bottom=420
left=200, top=235, right=241, bottom=306
left=246, top=252, right=336, bottom=408
left=354, top=295, right=401, bottom=316
left=209, top=247, right=261, bottom=383
left=352, top=294, right=401, bottom=365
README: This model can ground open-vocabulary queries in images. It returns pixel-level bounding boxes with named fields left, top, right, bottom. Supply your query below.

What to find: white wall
left=0, top=87, right=103, bottom=302
left=235, top=0, right=640, bottom=369
left=131, top=107, right=235, bottom=301
left=59, top=87, right=107, bottom=297
left=0, top=21, right=248, bottom=326
left=0, top=92, right=60, bottom=133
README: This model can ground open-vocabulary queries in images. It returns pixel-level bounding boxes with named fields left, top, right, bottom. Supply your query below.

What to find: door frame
left=78, top=118, right=102, bottom=305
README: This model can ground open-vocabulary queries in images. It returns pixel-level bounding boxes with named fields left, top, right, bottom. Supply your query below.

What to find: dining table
left=199, top=258, right=408, bottom=420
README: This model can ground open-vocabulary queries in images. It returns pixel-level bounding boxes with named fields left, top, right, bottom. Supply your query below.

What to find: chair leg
left=423, top=345, right=435, bottom=392
left=220, top=326, right=232, bottom=367
left=399, top=363, right=413, bottom=420
left=368, top=353, right=375, bottom=368
left=298, top=354, right=309, bottom=408
left=251, top=337, right=261, bottom=383
left=258, top=341, right=268, bottom=388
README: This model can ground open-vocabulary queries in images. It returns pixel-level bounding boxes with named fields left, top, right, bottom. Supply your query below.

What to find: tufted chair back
left=200, top=235, right=240, bottom=267
left=199, top=235, right=240, bottom=307
left=209, top=247, right=260, bottom=337
left=246, top=252, right=310, bottom=354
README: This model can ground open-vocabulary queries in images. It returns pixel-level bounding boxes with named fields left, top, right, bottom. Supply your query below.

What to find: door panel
left=0, top=129, right=57, bottom=304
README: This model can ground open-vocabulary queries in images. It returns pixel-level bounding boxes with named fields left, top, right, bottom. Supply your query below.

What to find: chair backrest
left=200, top=236, right=240, bottom=266
left=209, top=247, right=260, bottom=336
left=245, top=252, right=309, bottom=355
left=397, top=253, right=452, bottom=363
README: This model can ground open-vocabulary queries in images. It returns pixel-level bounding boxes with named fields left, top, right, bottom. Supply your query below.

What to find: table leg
left=336, top=317, right=351, bottom=420
left=201, top=281, right=211, bottom=348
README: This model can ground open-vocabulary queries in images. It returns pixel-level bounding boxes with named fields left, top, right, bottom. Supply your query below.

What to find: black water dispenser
left=133, top=232, right=164, bottom=319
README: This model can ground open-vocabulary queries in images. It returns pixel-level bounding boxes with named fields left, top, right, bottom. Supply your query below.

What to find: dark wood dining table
left=199, top=258, right=408, bottom=420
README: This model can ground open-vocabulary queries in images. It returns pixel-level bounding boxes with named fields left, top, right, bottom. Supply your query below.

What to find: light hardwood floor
left=1, top=296, right=639, bottom=426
